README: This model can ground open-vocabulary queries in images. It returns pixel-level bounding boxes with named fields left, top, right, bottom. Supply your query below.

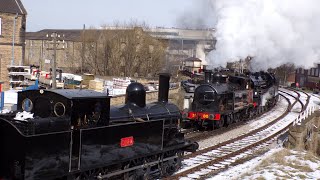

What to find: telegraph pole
left=46, top=32, right=65, bottom=89
left=52, top=32, right=58, bottom=89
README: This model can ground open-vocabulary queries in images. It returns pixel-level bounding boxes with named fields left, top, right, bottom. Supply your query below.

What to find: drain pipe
left=10, top=13, right=18, bottom=89
left=11, top=13, right=18, bottom=65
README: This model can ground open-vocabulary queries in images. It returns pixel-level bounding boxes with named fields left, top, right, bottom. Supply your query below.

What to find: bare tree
left=274, top=63, right=296, bottom=85
left=77, top=21, right=166, bottom=77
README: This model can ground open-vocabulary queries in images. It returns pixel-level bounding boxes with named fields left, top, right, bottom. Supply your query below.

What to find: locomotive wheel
left=224, top=115, right=231, bottom=127
left=194, top=122, right=205, bottom=131
left=214, top=118, right=224, bottom=129
left=123, top=158, right=151, bottom=180
left=181, top=121, right=191, bottom=129
left=249, top=109, right=255, bottom=119
left=257, top=107, right=261, bottom=115
left=70, top=167, right=107, bottom=180
left=160, top=152, right=182, bottom=177
left=233, top=113, right=240, bottom=123
left=123, top=164, right=138, bottom=180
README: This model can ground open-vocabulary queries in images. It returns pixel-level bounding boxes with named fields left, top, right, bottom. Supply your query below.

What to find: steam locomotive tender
left=182, top=71, right=278, bottom=130
left=0, top=74, right=198, bottom=180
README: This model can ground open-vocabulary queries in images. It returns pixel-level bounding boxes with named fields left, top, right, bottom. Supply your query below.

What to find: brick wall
left=0, top=12, right=26, bottom=90
left=0, top=45, right=23, bottom=90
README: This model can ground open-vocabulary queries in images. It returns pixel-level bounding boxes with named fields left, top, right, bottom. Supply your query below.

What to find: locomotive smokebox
left=204, top=70, right=212, bottom=83
left=158, top=73, right=171, bottom=103
left=125, top=82, right=146, bottom=108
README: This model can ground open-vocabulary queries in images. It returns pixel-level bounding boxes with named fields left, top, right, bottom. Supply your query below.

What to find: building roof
left=183, top=57, right=202, bottom=62
left=25, top=29, right=137, bottom=42
left=26, top=29, right=83, bottom=41
left=0, top=0, right=27, bottom=15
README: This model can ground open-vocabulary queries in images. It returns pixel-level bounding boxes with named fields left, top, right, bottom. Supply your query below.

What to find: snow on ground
left=207, top=92, right=320, bottom=180
left=208, top=147, right=320, bottom=180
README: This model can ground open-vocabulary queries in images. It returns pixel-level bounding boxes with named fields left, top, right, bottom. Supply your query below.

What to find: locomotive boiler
left=0, top=74, right=198, bottom=180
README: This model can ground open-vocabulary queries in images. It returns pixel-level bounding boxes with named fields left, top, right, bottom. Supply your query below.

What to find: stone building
left=25, top=28, right=166, bottom=77
left=104, top=27, right=216, bottom=75
left=146, top=27, right=215, bottom=66
left=182, top=57, right=202, bottom=73
left=25, top=29, right=83, bottom=72
left=226, top=57, right=252, bottom=73
left=0, top=0, right=27, bottom=90
left=295, top=64, right=320, bottom=89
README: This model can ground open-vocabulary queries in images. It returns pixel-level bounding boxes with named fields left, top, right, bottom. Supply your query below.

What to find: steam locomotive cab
left=16, top=89, right=110, bottom=134
left=0, top=89, right=111, bottom=179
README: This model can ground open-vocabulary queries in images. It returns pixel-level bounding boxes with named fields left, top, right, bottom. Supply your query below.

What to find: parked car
left=181, top=80, right=196, bottom=93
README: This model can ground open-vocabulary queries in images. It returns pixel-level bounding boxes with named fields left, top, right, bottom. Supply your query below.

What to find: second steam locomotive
left=182, top=70, right=279, bottom=130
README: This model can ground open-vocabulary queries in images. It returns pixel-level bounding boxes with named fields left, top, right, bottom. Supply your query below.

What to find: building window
left=0, top=17, right=2, bottom=36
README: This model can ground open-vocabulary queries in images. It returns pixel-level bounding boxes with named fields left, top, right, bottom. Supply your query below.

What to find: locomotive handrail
left=0, top=116, right=27, bottom=136
left=292, top=105, right=317, bottom=126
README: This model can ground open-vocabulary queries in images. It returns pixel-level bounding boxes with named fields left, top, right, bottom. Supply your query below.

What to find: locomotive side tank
left=0, top=74, right=198, bottom=180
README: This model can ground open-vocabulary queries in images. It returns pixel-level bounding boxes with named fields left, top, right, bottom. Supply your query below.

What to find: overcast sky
left=21, top=0, right=197, bottom=32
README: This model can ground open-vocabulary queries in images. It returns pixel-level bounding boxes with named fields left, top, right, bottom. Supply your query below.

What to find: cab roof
left=42, top=89, right=110, bottom=99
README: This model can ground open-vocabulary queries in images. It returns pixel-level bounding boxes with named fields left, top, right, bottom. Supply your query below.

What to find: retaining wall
left=287, top=111, right=320, bottom=155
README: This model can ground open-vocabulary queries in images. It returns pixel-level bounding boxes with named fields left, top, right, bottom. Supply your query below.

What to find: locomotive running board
left=97, top=155, right=178, bottom=179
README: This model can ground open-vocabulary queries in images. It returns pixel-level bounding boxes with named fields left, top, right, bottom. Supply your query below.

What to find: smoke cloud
left=178, top=0, right=320, bottom=70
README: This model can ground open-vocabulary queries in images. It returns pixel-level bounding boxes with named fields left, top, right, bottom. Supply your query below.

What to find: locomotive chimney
left=158, top=73, right=170, bottom=103
left=203, top=65, right=207, bottom=71
left=204, top=70, right=211, bottom=83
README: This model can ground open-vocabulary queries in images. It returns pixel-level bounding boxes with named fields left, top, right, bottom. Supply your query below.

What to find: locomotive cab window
left=22, top=98, right=33, bottom=112
left=71, top=99, right=105, bottom=128
left=54, top=102, right=66, bottom=117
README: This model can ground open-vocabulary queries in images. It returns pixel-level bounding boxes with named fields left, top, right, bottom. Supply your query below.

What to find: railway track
left=183, top=99, right=281, bottom=143
left=170, top=89, right=312, bottom=179
left=288, top=88, right=310, bottom=111
left=279, top=89, right=303, bottom=112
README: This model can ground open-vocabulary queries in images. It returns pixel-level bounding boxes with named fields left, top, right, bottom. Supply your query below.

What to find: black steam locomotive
left=0, top=74, right=198, bottom=180
left=182, top=70, right=278, bottom=130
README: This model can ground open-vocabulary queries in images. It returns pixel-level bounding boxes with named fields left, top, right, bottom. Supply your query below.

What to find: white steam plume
left=180, top=0, right=320, bottom=70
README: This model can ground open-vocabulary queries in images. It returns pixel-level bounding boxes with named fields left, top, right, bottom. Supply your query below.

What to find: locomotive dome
left=212, top=72, right=222, bottom=84
left=125, top=82, right=146, bottom=108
